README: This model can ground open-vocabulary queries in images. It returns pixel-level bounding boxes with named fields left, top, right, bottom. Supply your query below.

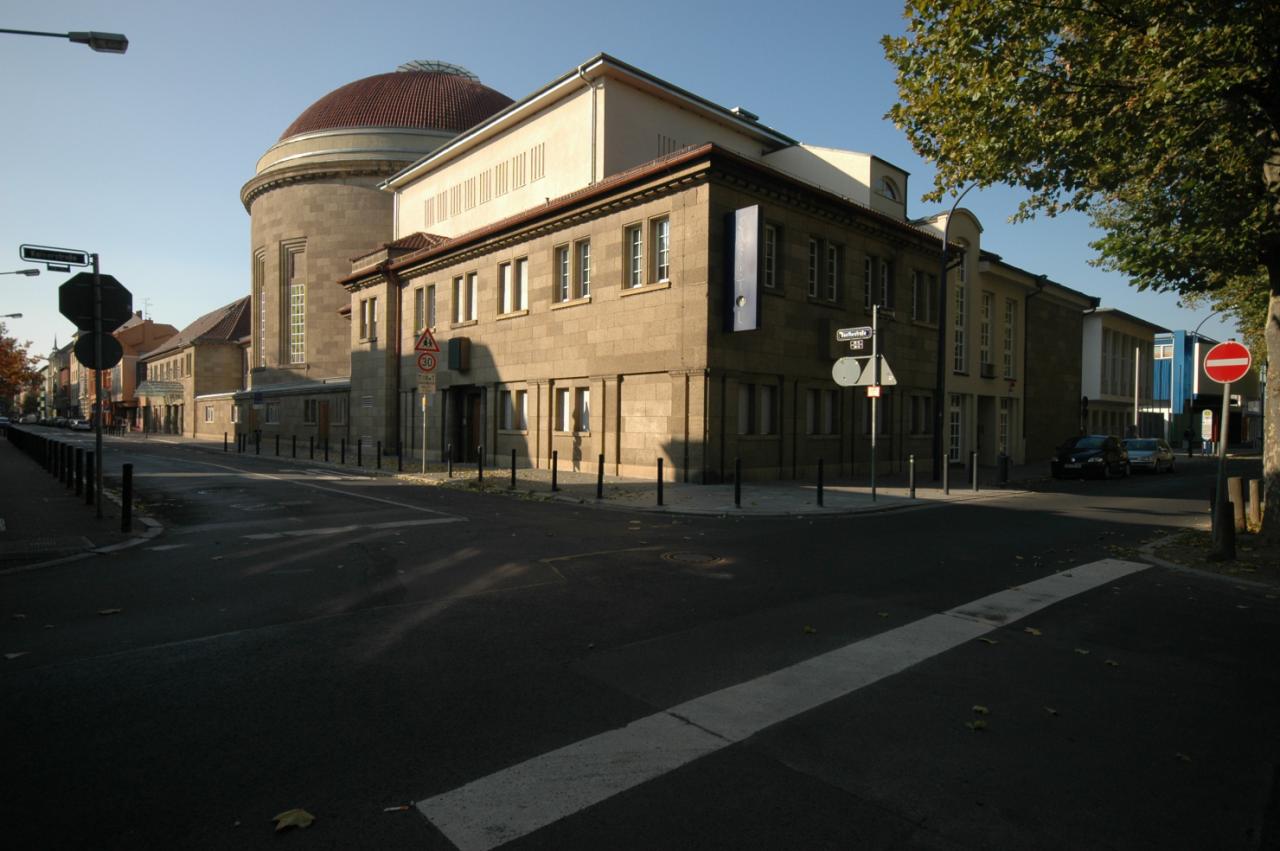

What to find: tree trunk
left=1262, top=270, right=1279, bottom=544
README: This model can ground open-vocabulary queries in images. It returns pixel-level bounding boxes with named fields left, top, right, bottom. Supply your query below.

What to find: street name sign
left=836, top=326, right=872, bottom=341
left=1203, top=341, right=1251, bottom=384
left=20, top=244, right=90, bottom=267
left=59, top=272, right=133, bottom=331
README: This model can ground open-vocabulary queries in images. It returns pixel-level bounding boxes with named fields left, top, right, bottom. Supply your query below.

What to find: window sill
left=762, top=285, right=784, bottom=298
left=551, top=295, right=592, bottom=311
left=621, top=280, right=672, bottom=298
left=736, top=433, right=779, bottom=440
left=451, top=319, right=479, bottom=329
left=358, top=337, right=377, bottom=344
left=498, top=428, right=529, bottom=435
left=553, top=430, right=592, bottom=437
left=805, top=297, right=843, bottom=310
left=497, top=309, right=529, bottom=321
left=806, top=434, right=841, bottom=440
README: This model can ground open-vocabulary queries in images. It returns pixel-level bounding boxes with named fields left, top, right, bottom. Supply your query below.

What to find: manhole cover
left=661, top=551, right=723, bottom=567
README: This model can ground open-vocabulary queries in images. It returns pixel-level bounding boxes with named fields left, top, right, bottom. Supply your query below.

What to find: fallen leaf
left=5, top=652, right=29, bottom=660
left=965, top=720, right=987, bottom=732
left=98, top=608, right=123, bottom=616
left=1104, top=659, right=1120, bottom=667
left=1024, top=627, right=1042, bottom=636
left=978, top=637, right=998, bottom=645
left=972, top=705, right=989, bottom=715
left=273, top=808, right=315, bottom=832
left=1044, top=706, right=1059, bottom=716
left=802, top=625, right=817, bottom=635
left=1074, top=648, right=1091, bottom=655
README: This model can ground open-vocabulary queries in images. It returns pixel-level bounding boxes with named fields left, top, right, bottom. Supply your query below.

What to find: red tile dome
left=279, top=61, right=513, bottom=141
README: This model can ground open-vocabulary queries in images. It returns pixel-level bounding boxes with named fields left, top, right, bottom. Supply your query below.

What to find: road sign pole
left=1212, top=380, right=1232, bottom=555
left=421, top=393, right=428, bottom=474
left=92, top=253, right=103, bottom=519
left=870, top=304, right=878, bottom=502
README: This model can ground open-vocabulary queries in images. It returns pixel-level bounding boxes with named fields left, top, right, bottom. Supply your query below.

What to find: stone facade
left=1025, top=291, right=1092, bottom=461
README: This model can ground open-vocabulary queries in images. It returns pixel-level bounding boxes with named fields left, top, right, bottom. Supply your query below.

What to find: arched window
left=876, top=176, right=900, bottom=201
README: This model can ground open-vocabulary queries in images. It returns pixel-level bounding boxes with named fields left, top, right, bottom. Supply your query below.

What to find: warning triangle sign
left=414, top=327, right=440, bottom=353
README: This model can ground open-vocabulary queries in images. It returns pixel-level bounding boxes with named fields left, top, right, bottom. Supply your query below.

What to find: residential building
left=1081, top=308, right=1166, bottom=438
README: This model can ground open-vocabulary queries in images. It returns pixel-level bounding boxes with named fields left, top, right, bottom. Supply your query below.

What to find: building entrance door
left=447, top=387, right=484, bottom=462
left=318, top=401, right=330, bottom=447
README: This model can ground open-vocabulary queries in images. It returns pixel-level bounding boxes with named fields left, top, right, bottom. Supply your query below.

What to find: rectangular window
left=555, top=246, right=570, bottom=302
left=467, top=273, right=478, bottom=321
left=980, top=292, right=993, bottom=367
left=879, top=259, right=893, bottom=309
left=452, top=276, right=465, bottom=324
left=414, top=287, right=425, bottom=333
left=953, top=279, right=967, bottom=373
left=265, top=402, right=280, bottom=425
left=576, top=239, right=591, bottom=298
left=575, top=387, right=590, bottom=432
left=763, top=224, right=778, bottom=290
left=949, top=395, right=962, bottom=461
left=910, top=394, right=934, bottom=434
left=652, top=217, right=670, bottom=282
left=500, top=389, right=528, bottom=430
left=185, top=352, right=193, bottom=376
left=515, top=258, right=528, bottom=310
left=758, top=384, right=776, bottom=435
left=808, top=238, right=820, bottom=298
left=626, top=224, right=644, bottom=288
left=332, top=397, right=347, bottom=425
left=204, top=405, right=214, bottom=424
left=1003, top=298, right=1016, bottom=378
left=825, top=243, right=840, bottom=302
left=254, top=250, right=266, bottom=367
left=912, top=271, right=937, bottom=323
left=303, top=399, right=317, bottom=425
left=555, top=388, right=571, bottom=432
left=360, top=297, right=378, bottom=340
left=998, top=397, right=1011, bottom=454
left=231, top=405, right=240, bottom=424
left=864, top=256, right=874, bottom=311
left=427, top=284, right=436, bottom=329
left=805, top=389, right=838, bottom=435
left=359, top=299, right=369, bottom=339
left=738, top=383, right=756, bottom=435
left=499, top=262, right=513, bottom=313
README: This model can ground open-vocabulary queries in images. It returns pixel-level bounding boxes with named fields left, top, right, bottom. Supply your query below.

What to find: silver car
left=1122, top=438, right=1175, bottom=473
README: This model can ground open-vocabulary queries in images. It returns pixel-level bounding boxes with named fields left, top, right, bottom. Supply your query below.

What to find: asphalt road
left=2, top=435, right=1276, bottom=850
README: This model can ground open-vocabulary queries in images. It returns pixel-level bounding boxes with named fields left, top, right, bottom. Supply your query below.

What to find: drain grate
left=661, top=551, right=723, bottom=567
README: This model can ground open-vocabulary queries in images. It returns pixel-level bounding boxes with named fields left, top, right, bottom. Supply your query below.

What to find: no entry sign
left=1203, top=341, right=1251, bottom=384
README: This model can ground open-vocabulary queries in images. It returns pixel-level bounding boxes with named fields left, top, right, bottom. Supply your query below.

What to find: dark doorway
left=448, top=386, right=484, bottom=462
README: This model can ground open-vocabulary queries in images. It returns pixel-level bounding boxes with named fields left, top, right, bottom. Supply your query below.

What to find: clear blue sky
left=0, top=0, right=1240, bottom=364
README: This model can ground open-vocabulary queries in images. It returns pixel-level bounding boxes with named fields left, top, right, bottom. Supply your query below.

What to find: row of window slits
left=425, top=142, right=546, bottom=227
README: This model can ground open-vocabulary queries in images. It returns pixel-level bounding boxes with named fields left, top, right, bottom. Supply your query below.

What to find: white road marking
left=417, top=558, right=1150, bottom=850
left=243, top=516, right=461, bottom=540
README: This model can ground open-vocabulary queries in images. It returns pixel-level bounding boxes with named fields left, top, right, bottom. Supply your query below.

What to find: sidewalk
left=0, top=431, right=148, bottom=571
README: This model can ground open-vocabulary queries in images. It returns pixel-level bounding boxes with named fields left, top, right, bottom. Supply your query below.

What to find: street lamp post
left=0, top=269, right=40, bottom=277
left=0, top=28, right=128, bottom=53
left=932, top=183, right=977, bottom=482
left=1, top=313, right=22, bottom=319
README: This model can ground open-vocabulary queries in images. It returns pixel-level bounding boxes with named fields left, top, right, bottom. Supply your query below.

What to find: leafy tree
left=883, top=0, right=1280, bottom=540
left=0, top=322, right=39, bottom=410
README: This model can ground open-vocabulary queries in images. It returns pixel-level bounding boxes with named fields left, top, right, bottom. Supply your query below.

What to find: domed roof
left=279, top=61, right=513, bottom=141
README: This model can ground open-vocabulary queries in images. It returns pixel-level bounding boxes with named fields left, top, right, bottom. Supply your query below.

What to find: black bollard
left=478, top=445, right=484, bottom=483
left=657, top=458, right=664, bottom=506
left=309, top=436, right=314, bottom=460
left=510, top=448, right=516, bottom=489
left=254, top=431, right=260, bottom=455
left=552, top=450, right=559, bottom=491
left=943, top=453, right=950, bottom=495
left=121, top=463, right=133, bottom=533
left=324, top=440, right=329, bottom=462
left=65, top=444, right=73, bottom=489
left=908, top=454, right=916, bottom=499
left=971, top=450, right=979, bottom=492
left=817, top=458, right=824, bottom=507
left=341, top=438, right=346, bottom=465
left=447, top=443, right=453, bottom=478
left=85, top=450, right=94, bottom=505
left=597, top=453, right=604, bottom=500
left=397, top=439, right=402, bottom=473
left=292, top=434, right=297, bottom=459
left=357, top=438, right=363, bottom=467
left=377, top=440, right=382, bottom=470
left=275, top=434, right=280, bottom=456
left=734, top=457, right=742, bottom=508
left=75, top=448, right=84, bottom=496
left=224, top=432, right=228, bottom=452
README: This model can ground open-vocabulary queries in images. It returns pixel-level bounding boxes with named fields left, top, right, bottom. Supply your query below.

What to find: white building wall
left=1081, top=316, right=1103, bottom=399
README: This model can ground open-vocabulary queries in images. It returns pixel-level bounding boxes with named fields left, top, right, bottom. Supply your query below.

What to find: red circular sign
left=1203, top=340, right=1251, bottom=384
left=417, top=352, right=437, bottom=372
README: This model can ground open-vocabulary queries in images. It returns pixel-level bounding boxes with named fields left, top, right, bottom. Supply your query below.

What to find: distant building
left=1152, top=329, right=1262, bottom=448
left=1081, top=308, right=1166, bottom=438
left=109, top=313, right=179, bottom=429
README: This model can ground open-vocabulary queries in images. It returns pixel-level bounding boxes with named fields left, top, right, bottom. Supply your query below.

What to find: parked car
left=1123, top=438, right=1175, bottom=473
left=69, top=419, right=92, bottom=431
left=1050, top=435, right=1130, bottom=479
left=20, top=414, right=38, bottom=424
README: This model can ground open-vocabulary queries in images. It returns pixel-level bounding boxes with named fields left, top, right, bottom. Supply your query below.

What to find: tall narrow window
left=413, top=286, right=425, bottom=333
left=949, top=394, right=963, bottom=461
left=763, top=224, right=778, bottom=289
left=499, top=262, right=513, bottom=313
left=759, top=384, right=776, bottom=435
left=1003, top=298, right=1016, bottom=378
left=253, top=249, right=266, bottom=367
left=626, top=224, right=643, bottom=288
left=879, top=259, right=893, bottom=309
left=808, top=238, right=820, bottom=298
left=555, top=246, right=570, bottom=302
left=652, top=217, right=670, bottom=282
left=998, top=397, right=1011, bottom=454
left=515, top=258, right=528, bottom=310
left=576, top=239, right=591, bottom=298
left=427, top=284, right=436, bottom=329
left=575, top=387, right=590, bottom=432
left=825, top=244, right=839, bottom=302
left=980, top=292, right=993, bottom=367
left=467, top=273, right=478, bottom=321
left=452, top=276, right=465, bottom=324
left=953, top=276, right=967, bottom=373
left=555, top=388, right=571, bottom=432
left=864, top=256, right=874, bottom=310
left=738, top=384, right=756, bottom=435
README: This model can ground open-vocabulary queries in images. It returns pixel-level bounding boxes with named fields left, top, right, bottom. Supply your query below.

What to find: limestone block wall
left=1025, top=294, right=1086, bottom=461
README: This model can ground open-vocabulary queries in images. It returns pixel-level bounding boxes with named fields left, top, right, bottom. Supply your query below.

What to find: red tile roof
left=141, top=297, right=251, bottom=360
left=280, top=70, right=513, bottom=140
